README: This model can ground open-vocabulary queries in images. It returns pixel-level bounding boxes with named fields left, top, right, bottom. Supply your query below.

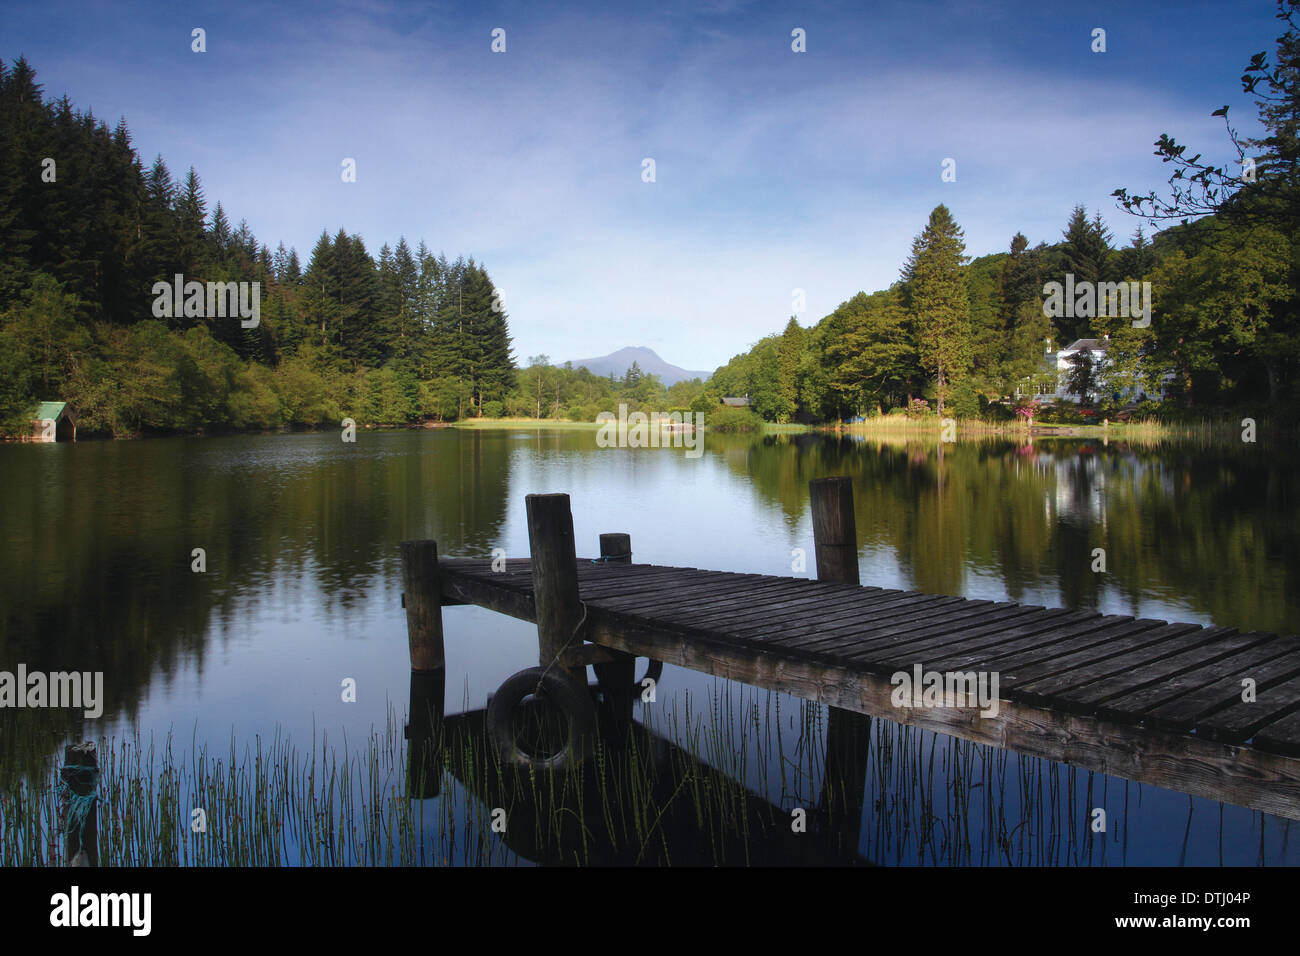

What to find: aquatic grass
left=1, top=681, right=1295, bottom=865
left=827, top=414, right=1289, bottom=446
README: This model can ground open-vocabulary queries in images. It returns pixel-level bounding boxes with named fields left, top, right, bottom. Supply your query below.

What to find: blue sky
left=3, top=0, right=1283, bottom=371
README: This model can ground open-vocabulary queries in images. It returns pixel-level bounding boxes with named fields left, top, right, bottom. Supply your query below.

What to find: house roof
left=721, top=396, right=751, bottom=406
left=32, top=401, right=69, bottom=420
left=1062, top=338, right=1109, bottom=353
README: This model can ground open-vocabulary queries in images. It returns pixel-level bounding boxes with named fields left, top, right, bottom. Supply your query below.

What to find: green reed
left=0, top=681, right=1280, bottom=866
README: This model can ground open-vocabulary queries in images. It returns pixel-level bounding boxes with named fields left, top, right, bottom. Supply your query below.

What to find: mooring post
left=593, top=533, right=636, bottom=728
left=598, top=533, right=631, bottom=565
left=400, top=539, right=445, bottom=672
left=58, top=742, right=98, bottom=867
left=526, top=494, right=585, bottom=681
left=809, top=477, right=870, bottom=856
left=401, top=540, right=446, bottom=797
left=810, top=476, right=860, bottom=586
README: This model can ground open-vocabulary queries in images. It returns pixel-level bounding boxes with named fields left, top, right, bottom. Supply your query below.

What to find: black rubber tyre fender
left=634, top=658, right=664, bottom=697
left=486, top=666, right=597, bottom=773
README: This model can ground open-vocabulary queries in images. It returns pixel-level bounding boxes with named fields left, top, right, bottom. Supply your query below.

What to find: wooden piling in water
left=810, top=477, right=870, bottom=851
left=59, top=742, right=98, bottom=867
left=594, top=533, right=636, bottom=726
left=400, top=539, right=445, bottom=672
left=810, top=477, right=860, bottom=587
left=401, top=540, right=447, bottom=796
left=526, top=494, right=585, bottom=681
left=407, top=669, right=445, bottom=799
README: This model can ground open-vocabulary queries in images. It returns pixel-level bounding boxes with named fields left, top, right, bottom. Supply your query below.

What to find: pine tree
left=391, top=238, right=419, bottom=373
left=1061, top=206, right=1102, bottom=284
left=272, top=242, right=290, bottom=282
left=142, top=156, right=177, bottom=281
left=1057, top=205, right=1112, bottom=341
left=1000, top=233, right=1052, bottom=391
left=624, top=360, right=643, bottom=389
left=377, top=241, right=398, bottom=359
left=900, top=204, right=971, bottom=416
left=453, top=261, right=509, bottom=411
left=431, top=255, right=471, bottom=415
left=301, top=231, right=336, bottom=353
left=233, top=218, right=258, bottom=270
left=413, top=243, right=440, bottom=378
left=208, top=202, right=232, bottom=261
left=0, top=59, right=41, bottom=305
left=1117, top=226, right=1154, bottom=279
left=175, top=167, right=207, bottom=275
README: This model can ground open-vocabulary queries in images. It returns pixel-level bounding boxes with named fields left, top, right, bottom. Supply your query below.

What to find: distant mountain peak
left=565, top=346, right=710, bottom=386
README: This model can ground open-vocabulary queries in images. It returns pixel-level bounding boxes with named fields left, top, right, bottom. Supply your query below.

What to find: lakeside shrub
left=950, top=381, right=980, bottom=419
left=705, top=405, right=763, bottom=432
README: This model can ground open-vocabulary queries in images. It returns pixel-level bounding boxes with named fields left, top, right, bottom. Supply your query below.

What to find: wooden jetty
left=401, top=478, right=1300, bottom=822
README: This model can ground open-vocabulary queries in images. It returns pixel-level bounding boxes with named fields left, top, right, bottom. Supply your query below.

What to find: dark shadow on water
left=429, top=674, right=873, bottom=866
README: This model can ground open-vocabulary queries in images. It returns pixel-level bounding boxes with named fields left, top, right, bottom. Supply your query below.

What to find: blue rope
left=590, top=554, right=632, bottom=563
left=55, top=763, right=98, bottom=851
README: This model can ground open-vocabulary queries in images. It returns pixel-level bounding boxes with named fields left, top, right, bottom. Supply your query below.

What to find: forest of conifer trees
left=0, top=57, right=518, bottom=436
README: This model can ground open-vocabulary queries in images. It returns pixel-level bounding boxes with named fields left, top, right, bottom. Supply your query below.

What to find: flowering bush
left=1013, top=400, right=1041, bottom=419
left=906, top=398, right=930, bottom=418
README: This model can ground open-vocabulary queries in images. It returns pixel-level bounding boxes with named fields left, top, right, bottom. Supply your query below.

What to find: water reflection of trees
left=0, top=430, right=513, bottom=782
left=711, top=433, right=1300, bottom=635
left=4, top=428, right=1295, bottom=785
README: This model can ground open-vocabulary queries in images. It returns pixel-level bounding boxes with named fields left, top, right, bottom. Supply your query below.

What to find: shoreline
left=0, top=415, right=1264, bottom=443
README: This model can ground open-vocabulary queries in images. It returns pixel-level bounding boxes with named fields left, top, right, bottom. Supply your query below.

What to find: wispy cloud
left=6, top=0, right=1277, bottom=369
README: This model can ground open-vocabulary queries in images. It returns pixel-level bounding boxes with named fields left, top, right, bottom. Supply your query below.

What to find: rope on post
left=538, top=599, right=589, bottom=685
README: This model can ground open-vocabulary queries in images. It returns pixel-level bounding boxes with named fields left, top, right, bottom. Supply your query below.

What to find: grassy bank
left=823, top=415, right=1268, bottom=443
left=454, top=418, right=602, bottom=430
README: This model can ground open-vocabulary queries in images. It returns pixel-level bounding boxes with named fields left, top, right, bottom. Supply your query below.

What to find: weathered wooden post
left=400, top=540, right=446, bottom=672
left=400, top=540, right=446, bottom=797
left=810, top=477, right=870, bottom=856
left=526, top=494, right=585, bottom=681
left=599, top=533, right=631, bottom=564
left=810, top=476, right=860, bottom=586
left=58, top=742, right=98, bottom=867
left=593, top=533, right=636, bottom=728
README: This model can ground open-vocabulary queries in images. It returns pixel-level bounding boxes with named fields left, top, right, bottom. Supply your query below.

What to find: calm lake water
left=1, top=428, right=1297, bottom=865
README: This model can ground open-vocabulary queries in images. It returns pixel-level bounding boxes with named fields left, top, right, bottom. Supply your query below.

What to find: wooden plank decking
left=437, top=556, right=1300, bottom=820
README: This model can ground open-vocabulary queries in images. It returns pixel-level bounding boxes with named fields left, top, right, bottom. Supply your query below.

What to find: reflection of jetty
left=436, top=707, right=866, bottom=865
left=401, top=478, right=1300, bottom=822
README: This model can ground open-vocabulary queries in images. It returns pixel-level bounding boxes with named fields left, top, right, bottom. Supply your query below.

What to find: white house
left=1031, top=335, right=1172, bottom=405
